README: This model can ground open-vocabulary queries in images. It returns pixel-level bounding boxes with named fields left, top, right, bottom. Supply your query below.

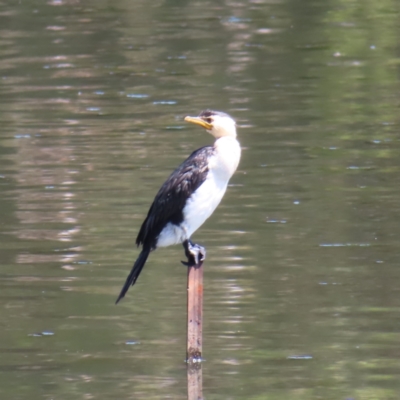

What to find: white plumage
left=158, top=135, right=241, bottom=247
left=116, top=110, right=241, bottom=303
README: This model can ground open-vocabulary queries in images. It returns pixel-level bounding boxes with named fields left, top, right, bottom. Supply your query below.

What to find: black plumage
left=199, top=109, right=230, bottom=119
left=115, top=145, right=215, bottom=303
left=116, top=247, right=150, bottom=304
left=137, top=145, right=215, bottom=249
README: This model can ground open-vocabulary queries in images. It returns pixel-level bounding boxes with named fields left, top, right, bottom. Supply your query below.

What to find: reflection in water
left=0, top=0, right=400, bottom=399
left=187, top=365, right=203, bottom=400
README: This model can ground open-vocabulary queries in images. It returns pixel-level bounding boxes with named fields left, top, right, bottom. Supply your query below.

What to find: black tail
left=115, top=248, right=151, bottom=304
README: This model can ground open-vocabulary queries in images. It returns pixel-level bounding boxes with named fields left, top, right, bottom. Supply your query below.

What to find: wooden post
left=187, top=261, right=203, bottom=399
left=187, top=261, right=203, bottom=363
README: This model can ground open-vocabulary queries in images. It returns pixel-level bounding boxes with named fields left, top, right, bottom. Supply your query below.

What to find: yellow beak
left=184, top=116, right=213, bottom=130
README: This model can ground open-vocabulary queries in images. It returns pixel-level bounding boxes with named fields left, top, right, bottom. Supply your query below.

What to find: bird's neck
left=212, top=136, right=241, bottom=180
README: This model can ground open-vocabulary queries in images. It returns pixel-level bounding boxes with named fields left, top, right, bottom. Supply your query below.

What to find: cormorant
left=116, top=110, right=241, bottom=303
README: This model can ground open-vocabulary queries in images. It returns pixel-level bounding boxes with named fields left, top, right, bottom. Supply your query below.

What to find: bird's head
left=184, top=110, right=237, bottom=139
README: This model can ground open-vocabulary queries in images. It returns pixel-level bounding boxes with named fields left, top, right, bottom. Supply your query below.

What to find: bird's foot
left=182, top=240, right=206, bottom=267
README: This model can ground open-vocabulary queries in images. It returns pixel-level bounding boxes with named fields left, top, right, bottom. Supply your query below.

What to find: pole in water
left=187, top=260, right=203, bottom=399
left=187, top=362, right=202, bottom=400
left=186, top=260, right=203, bottom=364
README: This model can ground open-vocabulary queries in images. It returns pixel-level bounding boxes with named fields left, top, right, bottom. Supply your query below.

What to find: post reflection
left=187, top=363, right=203, bottom=400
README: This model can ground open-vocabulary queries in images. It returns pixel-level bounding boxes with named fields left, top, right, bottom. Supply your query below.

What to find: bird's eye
left=205, top=118, right=212, bottom=124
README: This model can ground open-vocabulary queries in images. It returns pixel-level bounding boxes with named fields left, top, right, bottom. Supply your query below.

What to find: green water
left=1, top=0, right=400, bottom=399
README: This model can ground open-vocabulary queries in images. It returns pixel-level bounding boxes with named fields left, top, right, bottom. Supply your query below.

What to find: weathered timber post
left=186, top=261, right=203, bottom=399
left=187, top=261, right=203, bottom=362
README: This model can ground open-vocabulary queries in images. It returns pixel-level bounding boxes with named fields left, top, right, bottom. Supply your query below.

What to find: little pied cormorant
left=116, top=110, right=241, bottom=303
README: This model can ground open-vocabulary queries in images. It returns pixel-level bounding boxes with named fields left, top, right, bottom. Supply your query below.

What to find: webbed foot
left=181, top=239, right=206, bottom=267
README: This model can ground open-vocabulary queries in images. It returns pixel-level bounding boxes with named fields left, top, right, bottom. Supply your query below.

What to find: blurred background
left=1, top=0, right=400, bottom=399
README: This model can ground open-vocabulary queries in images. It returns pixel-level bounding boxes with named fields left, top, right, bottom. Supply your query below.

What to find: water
left=1, top=0, right=400, bottom=399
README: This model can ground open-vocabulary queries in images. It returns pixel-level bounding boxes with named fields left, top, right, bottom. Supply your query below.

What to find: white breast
left=184, top=136, right=240, bottom=233
left=211, top=136, right=241, bottom=181
left=157, top=137, right=241, bottom=247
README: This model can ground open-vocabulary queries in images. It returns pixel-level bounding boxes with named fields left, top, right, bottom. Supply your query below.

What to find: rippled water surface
left=1, top=0, right=400, bottom=399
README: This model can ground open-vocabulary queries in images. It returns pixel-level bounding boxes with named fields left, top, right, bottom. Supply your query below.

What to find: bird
left=116, top=110, right=241, bottom=303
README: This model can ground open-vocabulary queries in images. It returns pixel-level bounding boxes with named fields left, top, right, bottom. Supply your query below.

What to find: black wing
left=136, top=145, right=215, bottom=250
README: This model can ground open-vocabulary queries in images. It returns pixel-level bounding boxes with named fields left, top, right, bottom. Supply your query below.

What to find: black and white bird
left=116, top=110, right=241, bottom=303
